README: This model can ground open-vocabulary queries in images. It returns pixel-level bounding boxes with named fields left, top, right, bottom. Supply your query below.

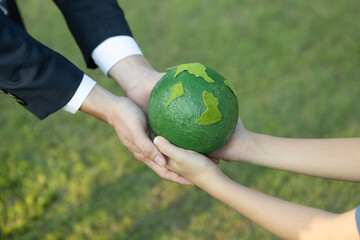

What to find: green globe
left=148, top=63, right=239, bottom=154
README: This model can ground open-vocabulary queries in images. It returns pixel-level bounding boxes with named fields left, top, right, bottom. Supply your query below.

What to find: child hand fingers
left=153, top=136, right=186, bottom=160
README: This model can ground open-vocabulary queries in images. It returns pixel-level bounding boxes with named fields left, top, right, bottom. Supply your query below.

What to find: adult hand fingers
left=135, top=130, right=167, bottom=167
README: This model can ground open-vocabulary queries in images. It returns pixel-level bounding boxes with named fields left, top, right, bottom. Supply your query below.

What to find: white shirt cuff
left=63, top=74, right=97, bottom=114
left=91, top=36, right=143, bottom=76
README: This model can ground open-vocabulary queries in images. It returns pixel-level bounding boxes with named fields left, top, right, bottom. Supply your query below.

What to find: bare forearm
left=196, top=174, right=358, bottom=240
left=107, top=55, right=164, bottom=112
left=155, top=135, right=359, bottom=239
left=108, top=55, right=159, bottom=93
left=79, top=84, right=124, bottom=127
left=80, top=84, right=113, bottom=123
left=241, top=133, right=360, bottom=181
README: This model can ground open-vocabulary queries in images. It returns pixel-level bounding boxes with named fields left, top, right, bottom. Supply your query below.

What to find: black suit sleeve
left=0, top=13, right=84, bottom=120
left=53, top=0, right=133, bottom=69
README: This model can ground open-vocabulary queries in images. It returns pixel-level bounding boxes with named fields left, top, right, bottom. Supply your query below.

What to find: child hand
left=210, top=118, right=250, bottom=162
left=154, top=136, right=224, bottom=185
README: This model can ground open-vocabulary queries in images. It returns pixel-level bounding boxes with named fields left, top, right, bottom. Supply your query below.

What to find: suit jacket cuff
left=92, top=36, right=143, bottom=76
left=63, top=74, right=97, bottom=114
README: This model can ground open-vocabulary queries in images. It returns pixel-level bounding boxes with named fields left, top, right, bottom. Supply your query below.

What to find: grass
left=1, top=0, right=360, bottom=239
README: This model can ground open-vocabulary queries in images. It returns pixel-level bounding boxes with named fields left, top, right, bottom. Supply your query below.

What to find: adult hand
left=80, top=84, right=192, bottom=185
left=108, top=55, right=164, bottom=113
left=125, top=71, right=164, bottom=114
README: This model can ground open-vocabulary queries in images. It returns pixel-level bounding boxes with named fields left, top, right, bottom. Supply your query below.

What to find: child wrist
left=236, top=131, right=257, bottom=163
left=193, top=171, right=226, bottom=187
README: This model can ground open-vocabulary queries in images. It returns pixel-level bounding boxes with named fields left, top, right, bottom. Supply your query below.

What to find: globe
left=148, top=63, right=239, bottom=154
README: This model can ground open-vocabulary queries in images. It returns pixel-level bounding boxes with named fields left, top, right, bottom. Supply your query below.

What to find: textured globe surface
left=148, top=63, right=239, bottom=153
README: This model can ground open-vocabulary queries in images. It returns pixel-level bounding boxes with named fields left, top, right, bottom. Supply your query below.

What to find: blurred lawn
left=1, top=0, right=360, bottom=239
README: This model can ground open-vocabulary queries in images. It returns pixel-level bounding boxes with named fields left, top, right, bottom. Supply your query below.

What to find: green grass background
left=1, top=0, right=360, bottom=239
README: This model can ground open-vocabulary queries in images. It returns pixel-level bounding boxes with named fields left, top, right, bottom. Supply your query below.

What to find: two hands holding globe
left=145, top=62, right=246, bottom=185
left=93, top=58, right=246, bottom=185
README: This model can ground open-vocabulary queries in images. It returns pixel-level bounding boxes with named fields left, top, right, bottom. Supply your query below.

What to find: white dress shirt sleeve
left=62, top=74, right=96, bottom=114
left=91, top=36, right=143, bottom=76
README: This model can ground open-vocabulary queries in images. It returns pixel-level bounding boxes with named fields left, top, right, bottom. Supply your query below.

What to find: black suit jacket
left=0, top=0, right=133, bottom=119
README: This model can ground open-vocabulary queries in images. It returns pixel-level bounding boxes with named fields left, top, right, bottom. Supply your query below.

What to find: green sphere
left=148, top=63, right=238, bottom=154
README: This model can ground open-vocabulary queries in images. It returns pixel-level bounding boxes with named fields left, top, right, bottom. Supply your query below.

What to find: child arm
left=199, top=175, right=359, bottom=240
left=211, top=119, right=360, bottom=182
left=155, top=136, right=360, bottom=240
